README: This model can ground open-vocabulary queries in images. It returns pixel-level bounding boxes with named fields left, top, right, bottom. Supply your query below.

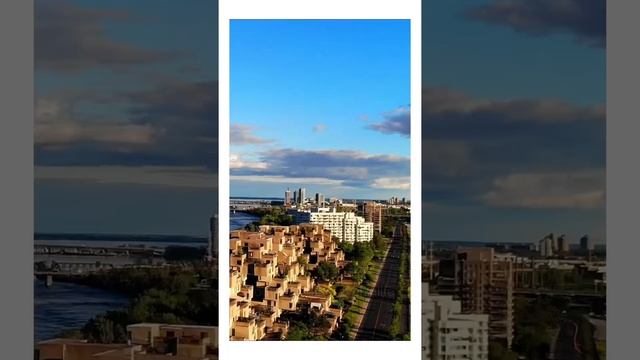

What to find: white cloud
left=35, top=97, right=161, bottom=147
left=424, top=87, right=605, bottom=123
left=370, top=176, right=411, bottom=190
left=230, top=124, right=272, bottom=145
left=35, top=165, right=217, bottom=189
left=230, top=153, right=268, bottom=170
left=367, top=106, right=410, bottom=136
left=480, top=170, right=605, bottom=209
left=231, top=175, right=345, bottom=186
left=312, top=124, right=327, bottom=133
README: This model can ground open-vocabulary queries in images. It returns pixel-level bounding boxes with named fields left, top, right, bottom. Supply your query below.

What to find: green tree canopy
left=315, top=261, right=339, bottom=282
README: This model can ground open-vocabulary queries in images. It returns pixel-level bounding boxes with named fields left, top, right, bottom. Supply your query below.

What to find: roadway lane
left=355, top=224, right=407, bottom=340
left=553, top=318, right=582, bottom=360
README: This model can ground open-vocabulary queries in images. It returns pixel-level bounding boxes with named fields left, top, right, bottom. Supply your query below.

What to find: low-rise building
left=36, top=323, right=218, bottom=360
left=229, top=224, right=346, bottom=340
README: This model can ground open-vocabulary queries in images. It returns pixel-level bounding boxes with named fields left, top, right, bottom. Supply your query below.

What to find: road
left=553, top=318, right=582, bottom=360
left=355, top=223, right=408, bottom=340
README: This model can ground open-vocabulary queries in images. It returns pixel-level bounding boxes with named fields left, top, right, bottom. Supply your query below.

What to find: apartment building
left=538, top=234, right=555, bottom=258
left=36, top=324, right=218, bottom=360
left=284, top=189, right=293, bottom=206
left=437, top=247, right=514, bottom=348
left=358, top=201, right=383, bottom=233
left=229, top=224, right=345, bottom=340
left=423, top=284, right=489, bottom=360
left=293, top=209, right=374, bottom=243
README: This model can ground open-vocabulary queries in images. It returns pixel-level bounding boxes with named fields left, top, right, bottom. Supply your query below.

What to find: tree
left=316, top=284, right=336, bottom=300
left=343, top=262, right=357, bottom=275
left=332, top=322, right=351, bottom=340
left=489, top=342, right=518, bottom=360
left=286, top=323, right=313, bottom=340
left=353, top=242, right=374, bottom=264
left=372, top=233, right=386, bottom=251
left=315, top=261, right=339, bottom=282
left=339, top=240, right=353, bottom=256
left=297, top=256, right=308, bottom=271
left=244, top=222, right=260, bottom=232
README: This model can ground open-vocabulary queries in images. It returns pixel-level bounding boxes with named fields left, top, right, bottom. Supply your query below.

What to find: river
left=34, top=279, right=129, bottom=341
left=230, top=211, right=260, bottom=231
left=34, top=216, right=257, bottom=342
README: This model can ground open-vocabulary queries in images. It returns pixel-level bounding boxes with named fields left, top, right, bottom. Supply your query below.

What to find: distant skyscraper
left=580, top=234, right=594, bottom=251
left=284, top=188, right=293, bottom=205
left=208, top=214, right=218, bottom=260
left=539, top=234, right=554, bottom=258
left=557, top=234, right=569, bottom=253
left=297, top=187, right=306, bottom=205
left=315, top=193, right=324, bottom=206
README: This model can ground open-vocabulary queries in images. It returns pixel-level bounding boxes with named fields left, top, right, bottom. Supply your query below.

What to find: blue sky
left=230, top=20, right=411, bottom=199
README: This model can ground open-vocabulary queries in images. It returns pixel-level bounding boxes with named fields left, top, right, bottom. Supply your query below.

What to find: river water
left=34, top=279, right=129, bottom=341
left=230, top=211, right=260, bottom=231
left=34, top=214, right=258, bottom=342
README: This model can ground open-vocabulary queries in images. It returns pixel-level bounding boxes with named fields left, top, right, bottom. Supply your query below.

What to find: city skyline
left=230, top=20, right=411, bottom=200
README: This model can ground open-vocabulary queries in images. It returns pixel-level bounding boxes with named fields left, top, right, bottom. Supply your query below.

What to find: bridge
left=230, top=199, right=279, bottom=211
left=35, top=244, right=164, bottom=257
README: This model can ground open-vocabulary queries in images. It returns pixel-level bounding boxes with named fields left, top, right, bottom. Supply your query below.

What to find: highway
left=355, top=223, right=408, bottom=340
left=552, top=317, right=582, bottom=360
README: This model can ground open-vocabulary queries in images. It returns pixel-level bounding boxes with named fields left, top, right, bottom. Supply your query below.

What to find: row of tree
left=243, top=207, right=293, bottom=231
left=63, top=267, right=218, bottom=343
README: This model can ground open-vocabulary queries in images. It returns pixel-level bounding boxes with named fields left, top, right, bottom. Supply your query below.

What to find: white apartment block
left=423, top=284, right=489, bottom=360
left=293, top=209, right=373, bottom=243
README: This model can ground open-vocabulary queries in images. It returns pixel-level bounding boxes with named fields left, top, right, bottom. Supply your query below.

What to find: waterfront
left=34, top=238, right=206, bottom=249
left=33, top=235, right=206, bottom=341
left=230, top=211, right=260, bottom=231
left=34, top=279, right=129, bottom=341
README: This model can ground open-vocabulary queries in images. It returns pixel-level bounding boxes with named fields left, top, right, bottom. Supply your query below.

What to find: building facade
left=297, top=187, right=306, bottom=205
left=37, top=323, right=219, bottom=360
left=293, top=209, right=374, bottom=243
left=284, top=189, right=293, bottom=206
left=423, top=284, right=489, bottom=360
left=437, top=247, right=514, bottom=348
left=229, top=224, right=345, bottom=340
left=358, top=201, right=383, bottom=233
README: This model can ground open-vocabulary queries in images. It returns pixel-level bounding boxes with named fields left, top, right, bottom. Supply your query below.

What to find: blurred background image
left=34, top=1, right=219, bottom=359
left=421, top=1, right=606, bottom=360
